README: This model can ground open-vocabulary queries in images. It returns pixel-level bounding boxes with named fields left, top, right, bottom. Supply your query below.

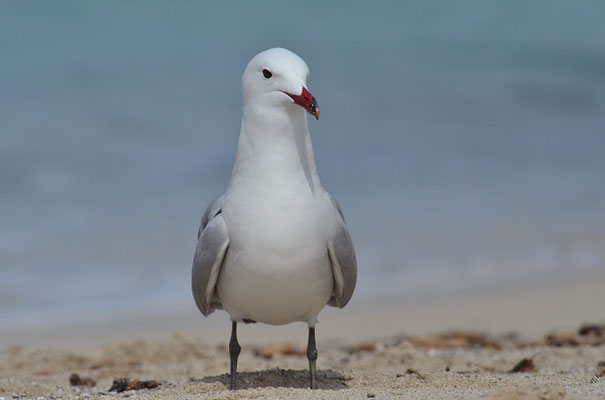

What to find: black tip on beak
left=309, top=97, right=319, bottom=120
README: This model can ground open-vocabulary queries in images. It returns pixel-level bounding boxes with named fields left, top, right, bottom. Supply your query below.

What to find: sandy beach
left=2, top=271, right=605, bottom=400
left=2, top=327, right=605, bottom=400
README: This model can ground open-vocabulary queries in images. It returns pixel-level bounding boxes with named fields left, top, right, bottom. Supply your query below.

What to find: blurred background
left=1, top=1, right=604, bottom=345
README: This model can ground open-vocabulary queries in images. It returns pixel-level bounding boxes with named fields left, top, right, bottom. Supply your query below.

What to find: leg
left=229, top=321, right=241, bottom=390
left=307, top=326, right=318, bottom=389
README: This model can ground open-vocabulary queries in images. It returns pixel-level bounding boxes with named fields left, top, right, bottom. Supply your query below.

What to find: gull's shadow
left=197, top=368, right=349, bottom=390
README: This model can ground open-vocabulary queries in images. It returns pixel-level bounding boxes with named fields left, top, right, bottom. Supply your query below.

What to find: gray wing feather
left=198, top=195, right=225, bottom=239
left=327, top=195, right=357, bottom=308
left=192, top=195, right=228, bottom=316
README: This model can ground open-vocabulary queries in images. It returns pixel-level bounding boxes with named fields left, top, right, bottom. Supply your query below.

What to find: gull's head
left=242, top=48, right=319, bottom=120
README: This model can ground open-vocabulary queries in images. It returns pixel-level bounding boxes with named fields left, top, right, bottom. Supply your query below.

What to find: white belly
left=216, top=192, right=335, bottom=325
left=216, top=247, right=333, bottom=325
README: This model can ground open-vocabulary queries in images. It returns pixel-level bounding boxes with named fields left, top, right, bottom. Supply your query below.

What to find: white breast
left=216, top=188, right=335, bottom=325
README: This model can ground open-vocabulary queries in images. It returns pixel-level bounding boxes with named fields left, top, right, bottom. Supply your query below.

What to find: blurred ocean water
left=1, top=1, right=604, bottom=331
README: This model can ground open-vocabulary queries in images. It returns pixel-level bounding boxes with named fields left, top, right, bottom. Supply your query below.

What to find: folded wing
left=327, top=194, right=357, bottom=308
left=192, top=195, right=229, bottom=316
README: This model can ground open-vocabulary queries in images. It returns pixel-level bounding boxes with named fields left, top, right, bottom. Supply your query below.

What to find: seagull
left=191, top=48, right=357, bottom=390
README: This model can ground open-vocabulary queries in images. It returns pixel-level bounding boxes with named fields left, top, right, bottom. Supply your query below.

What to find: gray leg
left=307, top=327, right=318, bottom=389
left=229, top=321, right=241, bottom=390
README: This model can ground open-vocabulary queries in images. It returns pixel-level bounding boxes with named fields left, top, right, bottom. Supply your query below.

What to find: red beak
left=284, top=87, right=320, bottom=120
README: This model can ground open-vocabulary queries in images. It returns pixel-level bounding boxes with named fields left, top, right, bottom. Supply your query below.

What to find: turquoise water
left=1, top=1, right=604, bottom=331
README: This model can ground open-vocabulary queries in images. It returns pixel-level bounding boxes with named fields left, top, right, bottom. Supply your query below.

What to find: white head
left=241, top=48, right=319, bottom=120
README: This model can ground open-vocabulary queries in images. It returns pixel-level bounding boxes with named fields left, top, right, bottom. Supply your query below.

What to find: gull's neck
left=228, top=102, right=321, bottom=195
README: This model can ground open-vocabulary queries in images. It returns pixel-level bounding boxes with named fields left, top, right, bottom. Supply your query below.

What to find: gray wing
left=198, top=195, right=225, bottom=238
left=327, top=195, right=357, bottom=308
left=192, top=195, right=229, bottom=316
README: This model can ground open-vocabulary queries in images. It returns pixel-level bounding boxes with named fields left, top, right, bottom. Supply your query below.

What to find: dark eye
left=262, top=69, right=272, bottom=79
